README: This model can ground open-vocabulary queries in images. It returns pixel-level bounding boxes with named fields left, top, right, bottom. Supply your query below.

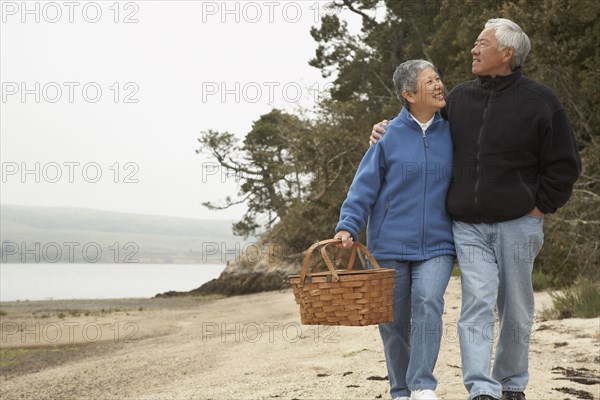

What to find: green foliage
left=197, top=109, right=363, bottom=241
left=197, top=110, right=311, bottom=237
left=513, top=0, right=600, bottom=146
left=532, top=270, right=554, bottom=291
left=541, top=280, right=600, bottom=320
left=198, top=1, right=599, bottom=290
left=534, top=142, right=600, bottom=286
left=428, top=0, right=600, bottom=146
left=429, top=0, right=502, bottom=88
left=451, top=263, right=461, bottom=277
left=309, top=0, right=445, bottom=119
left=311, top=0, right=599, bottom=287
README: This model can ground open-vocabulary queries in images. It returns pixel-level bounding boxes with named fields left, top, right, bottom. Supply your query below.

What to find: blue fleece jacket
left=336, top=108, right=455, bottom=261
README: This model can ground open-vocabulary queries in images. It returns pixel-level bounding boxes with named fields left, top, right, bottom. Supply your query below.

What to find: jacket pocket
left=376, top=201, right=391, bottom=239
left=517, top=171, right=535, bottom=204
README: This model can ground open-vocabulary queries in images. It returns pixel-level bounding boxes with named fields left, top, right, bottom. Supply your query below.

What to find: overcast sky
left=1, top=1, right=364, bottom=221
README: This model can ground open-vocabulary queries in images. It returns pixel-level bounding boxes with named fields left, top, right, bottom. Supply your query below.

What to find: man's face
left=471, top=28, right=510, bottom=77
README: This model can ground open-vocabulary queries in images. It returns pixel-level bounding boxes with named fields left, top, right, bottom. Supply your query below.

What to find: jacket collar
left=477, top=67, right=521, bottom=91
left=398, top=107, right=442, bottom=130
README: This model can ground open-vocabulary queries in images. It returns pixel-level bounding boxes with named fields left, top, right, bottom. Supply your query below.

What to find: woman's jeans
left=378, top=256, right=454, bottom=399
left=453, top=215, right=544, bottom=400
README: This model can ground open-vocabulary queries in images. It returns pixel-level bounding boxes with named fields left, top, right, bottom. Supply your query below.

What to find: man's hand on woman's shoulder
left=370, top=120, right=388, bottom=145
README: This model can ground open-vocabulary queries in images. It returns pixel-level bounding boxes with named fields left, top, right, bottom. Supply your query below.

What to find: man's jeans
left=453, top=215, right=544, bottom=400
left=378, top=257, right=454, bottom=399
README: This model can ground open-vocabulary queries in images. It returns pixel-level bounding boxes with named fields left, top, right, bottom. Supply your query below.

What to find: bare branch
left=551, top=218, right=600, bottom=226
left=327, top=143, right=360, bottom=163
left=572, top=189, right=600, bottom=199
left=339, top=0, right=378, bottom=28
left=372, top=70, right=396, bottom=98
left=202, top=193, right=251, bottom=210
left=309, top=158, right=346, bottom=202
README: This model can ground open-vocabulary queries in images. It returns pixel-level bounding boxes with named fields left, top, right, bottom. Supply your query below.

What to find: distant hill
left=0, top=205, right=247, bottom=264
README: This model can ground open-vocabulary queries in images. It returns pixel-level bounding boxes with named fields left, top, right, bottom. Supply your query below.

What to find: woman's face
left=408, top=67, right=446, bottom=111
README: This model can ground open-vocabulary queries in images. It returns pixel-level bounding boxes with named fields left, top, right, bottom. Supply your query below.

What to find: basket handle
left=321, top=240, right=383, bottom=272
left=299, top=239, right=341, bottom=284
left=299, top=239, right=382, bottom=284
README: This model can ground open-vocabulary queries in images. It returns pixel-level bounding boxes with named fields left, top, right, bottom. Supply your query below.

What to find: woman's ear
left=401, top=90, right=415, bottom=104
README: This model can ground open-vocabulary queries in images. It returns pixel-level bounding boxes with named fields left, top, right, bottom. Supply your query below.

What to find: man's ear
left=502, top=48, right=515, bottom=64
left=401, top=90, right=415, bottom=104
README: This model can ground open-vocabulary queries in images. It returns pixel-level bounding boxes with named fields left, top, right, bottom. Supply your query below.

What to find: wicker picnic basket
left=289, top=239, right=395, bottom=326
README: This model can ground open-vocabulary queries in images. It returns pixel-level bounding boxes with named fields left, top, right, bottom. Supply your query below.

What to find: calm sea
left=0, top=263, right=226, bottom=301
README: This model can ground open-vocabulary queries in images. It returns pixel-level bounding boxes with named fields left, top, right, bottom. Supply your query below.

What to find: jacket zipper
left=474, top=87, right=494, bottom=214
left=421, top=129, right=429, bottom=260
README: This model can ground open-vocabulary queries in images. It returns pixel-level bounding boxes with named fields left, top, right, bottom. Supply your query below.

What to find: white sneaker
left=410, top=389, right=439, bottom=400
left=393, top=397, right=410, bottom=400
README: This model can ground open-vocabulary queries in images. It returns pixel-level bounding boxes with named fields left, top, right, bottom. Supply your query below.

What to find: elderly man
left=371, top=18, right=581, bottom=400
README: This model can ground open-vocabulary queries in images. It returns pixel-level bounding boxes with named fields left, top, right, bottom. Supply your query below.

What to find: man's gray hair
left=485, top=18, right=531, bottom=69
left=393, top=59, right=436, bottom=109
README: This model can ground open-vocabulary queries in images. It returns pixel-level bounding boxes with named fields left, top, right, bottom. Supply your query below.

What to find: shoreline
left=1, top=278, right=599, bottom=400
left=0, top=263, right=227, bottom=303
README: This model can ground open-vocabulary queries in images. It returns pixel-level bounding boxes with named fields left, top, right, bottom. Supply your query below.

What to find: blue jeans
left=378, top=256, right=454, bottom=399
left=453, top=215, right=544, bottom=400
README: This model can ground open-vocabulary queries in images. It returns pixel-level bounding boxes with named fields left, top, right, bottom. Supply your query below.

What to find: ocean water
left=0, top=263, right=226, bottom=301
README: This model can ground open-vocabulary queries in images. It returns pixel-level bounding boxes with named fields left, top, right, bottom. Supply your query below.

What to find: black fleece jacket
left=443, top=68, right=581, bottom=223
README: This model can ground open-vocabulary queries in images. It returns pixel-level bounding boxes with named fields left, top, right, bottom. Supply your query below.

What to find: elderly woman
left=334, top=60, right=455, bottom=400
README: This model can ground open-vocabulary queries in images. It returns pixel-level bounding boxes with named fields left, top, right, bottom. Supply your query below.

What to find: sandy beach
left=1, top=277, right=598, bottom=400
